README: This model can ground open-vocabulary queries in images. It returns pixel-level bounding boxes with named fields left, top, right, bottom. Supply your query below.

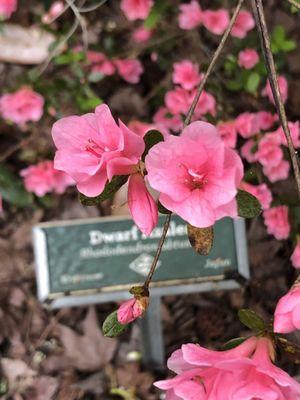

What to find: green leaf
left=144, top=1, right=168, bottom=29
left=102, top=311, right=128, bottom=338
left=222, top=337, right=247, bottom=350
left=281, top=39, right=296, bottom=52
left=79, top=175, right=129, bottom=206
left=238, top=309, right=266, bottom=332
left=187, top=224, right=214, bottom=256
left=246, top=72, right=261, bottom=94
left=237, top=189, right=262, bottom=218
left=142, top=129, right=164, bottom=161
left=158, top=201, right=172, bottom=215
left=0, top=165, right=33, bottom=208
left=226, top=79, right=243, bottom=91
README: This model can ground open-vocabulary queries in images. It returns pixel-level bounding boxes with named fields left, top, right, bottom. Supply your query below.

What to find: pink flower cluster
left=42, top=1, right=64, bottom=24
left=0, top=88, right=44, bottom=126
left=238, top=49, right=259, bottom=69
left=274, top=284, right=300, bottom=334
left=20, top=161, right=74, bottom=197
left=155, top=336, right=300, bottom=399
left=178, top=2, right=255, bottom=39
left=86, top=51, right=143, bottom=84
left=263, top=206, right=290, bottom=240
left=52, top=104, right=244, bottom=235
left=0, top=0, right=17, bottom=19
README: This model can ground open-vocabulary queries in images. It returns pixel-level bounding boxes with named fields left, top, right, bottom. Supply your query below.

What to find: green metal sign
left=33, top=215, right=249, bottom=308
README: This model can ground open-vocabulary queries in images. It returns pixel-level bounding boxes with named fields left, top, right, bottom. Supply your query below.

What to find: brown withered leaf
left=187, top=224, right=214, bottom=256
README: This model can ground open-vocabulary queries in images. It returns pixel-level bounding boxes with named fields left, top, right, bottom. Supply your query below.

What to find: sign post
left=33, top=215, right=250, bottom=368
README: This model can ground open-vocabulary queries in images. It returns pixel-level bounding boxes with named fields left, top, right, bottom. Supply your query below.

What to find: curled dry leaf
left=187, top=224, right=214, bottom=256
left=0, top=24, right=56, bottom=64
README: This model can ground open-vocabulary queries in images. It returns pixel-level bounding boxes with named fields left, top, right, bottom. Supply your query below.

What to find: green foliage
left=102, top=311, right=128, bottom=338
left=246, top=72, right=261, bottom=94
left=142, top=129, right=164, bottom=161
left=79, top=175, right=129, bottom=206
left=271, top=25, right=296, bottom=54
left=238, top=309, right=266, bottom=333
left=54, top=51, right=85, bottom=65
left=0, top=165, right=33, bottom=208
left=222, top=337, right=247, bottom=350
left=144, top=1, right=168, bottom=29
left=237, top=190, right=262, bottom=219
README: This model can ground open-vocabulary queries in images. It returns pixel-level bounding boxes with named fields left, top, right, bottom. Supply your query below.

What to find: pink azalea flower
left=262, top=75, right=288, bottom=105
left=231, top=10, right=255, bottom=39
left=0, top=88, right=44, bottom=125
left=256, top=133, right=283, bottom=167
left=238, top=48, right=259, bottom=69
left=172, top=60, right=202, bottom=91
left=156, top=336, right=300, bottom=399
left=114, top=59, right=144, bottom=84
left=120, top=0, right=153, bottom=21
left=240, top=182, right=272, bottom=210
left=153, top=106, right=183, bottom=135
left=165, top=87, right=192, bottom=115
left=240, top=139, right=258, bottom=163
left=263, top=205, right=290, bottom=240
left=132, top=26, right=153, bottom=43
left=0, top=0, right=17, bottom=19
left=128, top=120, right=155, bottom=137
left=274, top=121, right=300, bottom=148
left=291, top=240, right=300, bottom=269
left=20, top=161, right=74, bottom=197
left=145, top=121, right=243, bottom=228
left=202, top=9, right=230, bottom=35
left=87, top=51, right=116, bottom=76
left=128, top=173, right=158, bottom=235
left=42, top=1, right=64, bottom=24
left=178, top=0, right=202, bottom=30
left=217, top=121, right=237, bottom=148
left=117, top=297, right=147, bottom=324
left=263, top=159, right=290, bottom=183
left=254, top=111, right=277, bottom=131
left=235, top=112, right=259, bottom=138
left=52, top=104, right=145, bottom=197
left=274, top=284, right=300, bottom=333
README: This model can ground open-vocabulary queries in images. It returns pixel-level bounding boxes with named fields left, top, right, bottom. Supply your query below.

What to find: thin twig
left=285, top=0, right=300, bottom=11
left=184, top=0, right=245, bottom=126
left=252, top=0, right=300, bottom=199
left=144, top=214, right=171, bottom=289
left=66, top=0, right=89, bottom=51
left=143, top=0, right=245, bottom=289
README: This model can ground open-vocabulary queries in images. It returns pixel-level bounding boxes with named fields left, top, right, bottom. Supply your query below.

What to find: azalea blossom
left=262, top=75, right=288, bottom=105
left=132, top=26, right=153, bottom=43
left=274, top=284, right=300, bottom=334
left=155, top=336, right=300, bottom=399
left=274, top=121, right=300, bottom=148
left=146, top=121, right=243, bottom=228
left=235, top=112, right=259, bottom=138
left=291, top=239, right=300, bottom=269
left=128, top=173, right=158, bottom=236
left=193, top=90, right=217, bottom=118
left=52, top=104, right=144, bottom=197
left=20, top=161, right=74, bottom=197
left=172, top=60, right=202, bottom=91
left=178, top=0, right=202, bottom=30
left=152, top=106, right=183, bottom=135
left=240, top=139, right=258, bottom=163
left=114, top=59, right=144, bottom=84
left=42, top=1, right=63, bottom=24
left=255, top=111, right=277, bottom=131
left=256, top=133, right=283, bottom=167
left=117, top=296, right=148, bottom=324
left=120, top=0, right=153, bottom=20
left=128, top=120, right=155, bottom=137
left=87, top=51, right=116, bottom=76
left=238, top=49, right=259, bottom=69
left=165, top=87, right=192, bottom=115
left=240, top=182, right=272, bottom=210
left=263, top=159, right=290, bottom=183
left=217, top=121, right=237, bottom=148
left=231, top=10, right=255, bottom=39
left=263, top=206, right=290, bottom=240
left=202, top=9, right=229, bottom=35
left=0, top=87, right=44, bottom=125
left=0, top=0, right=17, bottom=19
